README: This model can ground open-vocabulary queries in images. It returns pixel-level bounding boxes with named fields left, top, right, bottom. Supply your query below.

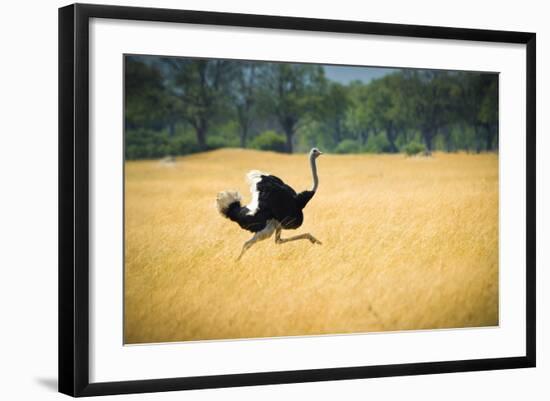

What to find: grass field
left=124, top=149, right=499, bottom=344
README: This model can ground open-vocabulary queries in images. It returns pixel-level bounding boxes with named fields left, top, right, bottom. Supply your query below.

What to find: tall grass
left=125, top=149, right=498, bottom=344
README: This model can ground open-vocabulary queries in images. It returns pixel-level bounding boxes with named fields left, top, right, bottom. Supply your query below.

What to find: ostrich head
left=310, top=147, right=323, bottom=159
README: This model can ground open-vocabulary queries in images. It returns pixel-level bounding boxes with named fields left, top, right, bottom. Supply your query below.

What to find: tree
left=124, top=55, right=500, bottom=158
left=402, top=70, right=456, bottom=154
left=344, top=82, right=374, bottom=146
left=455, top=72, right=498, bottom=152
left=232, top=63, right=259, bottom=148
left=167, top=58, right=235, bottom=150
left=365, top=74, right=409, bottom=153
left=478, top=76, right=499, bottom=151
left=124, top=57, right=169, bottom=131
left=260, top=64, right=325, bottom=153
left=317, top=82, right=350, bottom=145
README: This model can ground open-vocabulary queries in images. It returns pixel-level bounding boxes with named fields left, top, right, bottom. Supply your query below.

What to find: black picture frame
left=59, top=3, right=536, bottom=397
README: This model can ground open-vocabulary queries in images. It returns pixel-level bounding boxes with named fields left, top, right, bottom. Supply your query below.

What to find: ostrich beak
left=319, top=151, right=323, bottom=155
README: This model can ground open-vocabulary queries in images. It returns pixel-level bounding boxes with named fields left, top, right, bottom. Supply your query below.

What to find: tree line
left=125, top=55, right=498, bottom=159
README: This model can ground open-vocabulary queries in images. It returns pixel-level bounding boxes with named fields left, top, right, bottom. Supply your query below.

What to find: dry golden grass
left=124, top=149, right=498, bottom=344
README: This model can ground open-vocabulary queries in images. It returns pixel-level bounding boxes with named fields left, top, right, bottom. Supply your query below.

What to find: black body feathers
left=218, top=172, right=316, bottom=233
left=223, top=200, right=272, bottom=233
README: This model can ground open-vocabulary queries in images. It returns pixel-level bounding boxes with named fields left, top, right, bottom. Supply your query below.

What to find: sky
left=130, top=54, right=400, bottom=85
left=323, top=65, right=400, bottom=84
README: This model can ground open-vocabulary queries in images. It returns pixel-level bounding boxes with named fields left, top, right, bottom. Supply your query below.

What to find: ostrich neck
left=310, top=155, right=319, bottom=192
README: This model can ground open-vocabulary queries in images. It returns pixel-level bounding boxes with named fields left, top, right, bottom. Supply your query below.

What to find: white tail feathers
left=216, top=191, right=242, bottom=216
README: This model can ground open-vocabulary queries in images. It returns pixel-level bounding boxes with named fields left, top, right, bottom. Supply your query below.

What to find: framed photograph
left=58, top=3, right=536, bottom=397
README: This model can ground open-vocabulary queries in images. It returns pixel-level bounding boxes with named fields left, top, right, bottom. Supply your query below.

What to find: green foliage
left=125, top=128, right=199, bottom=160
left=342, top=83, right=375, bottom=149
left=249, top=131, right=287, bottom=152
left=207, top=120, right=240, bottom=149
left=403, top=141, right=426, bottom=156
left=295, top=119, right=336, bottom=153
left=126, top=129, right=169, bottom=160
left=124, top=56, right=500, bottom=158
left=364, top=133, right=391, bottom=153
left=171, top=136, right=200, bottom=155
left=315, top=82, right=350, bottom=145
left=125, top=57, right=170, bottom=130
left=258, top=63, right=326, bottom=152
left=206, top=134, right=239, bottom=150
left=334, top=139, right=361, bottom=154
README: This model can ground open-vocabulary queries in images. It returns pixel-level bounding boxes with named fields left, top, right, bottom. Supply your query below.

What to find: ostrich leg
left=237, top=221, right=276, bottom=260
left=274, top=226, right=322, bottom=245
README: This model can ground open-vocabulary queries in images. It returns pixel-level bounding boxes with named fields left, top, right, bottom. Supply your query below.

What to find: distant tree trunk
left=386, top=124, right=399, bottom=153
left=237, top=103, right=252, bottom=149
left=283, top=128, right=294, bottom=153
left=168, top=121, right=176, bottom=137
left=423, top=128, right=434, bottom=155
left=334, top=120, right=343, bottom=144
left=359, top=129, right=369, bottom=146
left=387, top=135, right=398, bottom=153
left=442, top=125, right=452, bottom=152
left=474, top=125, right=482, bottom=153
left=281, top=117, right=296, bottom=153
left=484, top=123, right=496, bottom=151
left=195, top=122, right=207, bottom=151
left=401, top=129, right=408, bottom=145
left=494, top=123, right=499, bottom=151
left=240, top=125, right=249, bottom=148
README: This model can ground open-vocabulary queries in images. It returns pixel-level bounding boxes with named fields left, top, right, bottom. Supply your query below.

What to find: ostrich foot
left=307, top=235, right=322, bottom=245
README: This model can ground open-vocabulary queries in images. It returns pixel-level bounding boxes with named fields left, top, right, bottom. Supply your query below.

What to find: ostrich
left=216, top=148, right=323, bottom=260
